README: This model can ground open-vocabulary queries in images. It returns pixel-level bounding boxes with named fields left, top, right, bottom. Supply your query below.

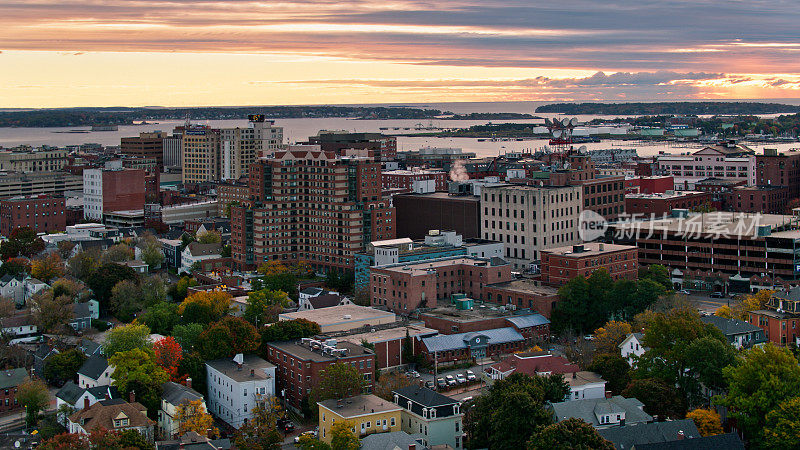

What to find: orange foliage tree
left=154, top=336, right=184, bottom=381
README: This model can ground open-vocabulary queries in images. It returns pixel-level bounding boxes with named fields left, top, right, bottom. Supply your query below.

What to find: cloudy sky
left=2, top=0, right=800, bottom=107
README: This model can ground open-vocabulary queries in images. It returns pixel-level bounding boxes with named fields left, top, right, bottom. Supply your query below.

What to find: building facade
left=393, top=386, right=464, bottom=449
left=540, top=242, right=639, bottom=286
left=0, top=147, right=69, bottom=172
left=318, top=394, right=402, bottom=443
left=394, top=193, right=481, bottom=240
left=0, top=195, right=66, bottom=236
left=654, top=143, right=756, bottom=190
left=205, top=355, right=277, bottom=429
left=83, top=167, right=146, bottom=221
left=121, top=132, right=166, bottom=169
left=625, top=191, right=714, bottom=216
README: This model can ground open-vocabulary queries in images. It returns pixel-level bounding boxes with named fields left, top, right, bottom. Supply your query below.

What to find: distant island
left=535, top=102, right=800, bottom=115
left=0, top=106, right=538, bottom=128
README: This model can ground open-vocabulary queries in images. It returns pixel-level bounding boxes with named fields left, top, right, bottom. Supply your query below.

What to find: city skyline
left=2, top=0, right=800, bottom=107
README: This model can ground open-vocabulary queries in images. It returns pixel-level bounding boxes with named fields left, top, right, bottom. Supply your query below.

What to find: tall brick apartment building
left=264, top=339, right=375, bottom=412
left=231, top=149, right=395, bottom=272
left=0, top=195, right=66, bottom=236
left=756, top=149, right=800, bottom=201
left=306, top=132, right=396, bottom=159
left=540, top=242, right=638, bottom=286
left=121, top=131, right=166, bottom=169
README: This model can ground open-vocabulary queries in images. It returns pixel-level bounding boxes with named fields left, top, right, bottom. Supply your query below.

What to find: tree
left=110, top=279, right=143, bottom=322
left=0, top=227, right=45, bottom=259
left=298, top=435, right=332, bottom=450
left=196, top=230, right=221, bottom=244
left=245, top=290, right=289, bottom=326
left=177, top=352, right=207, bottom=394
left=639, top=264, right=672, bottom=290
left=330, top=421, right=360, bottom=450
left=118, top=429, right=156, bottom=450
left=176, top=399, right=217, bottom=438
left=167, top=276, right=198, bottom=302
left=0, top=257, right=31, bottom=277
left=686, top=408, right=723, bottom=437
left=17, top=377, right=50, bottom=426
left=110, top=348, right=169, bottom=418
left=593, top=320, right=632, bottom=355
left=373, top=372, right=415, bottom=401
left=623, top=378, right=686, bottom=419
left=589, top=354, right=631, bottom=395
left=56, top=241, right=76, bottom=260
left=178, top=291, right=231, bottom=324
left=67, top=250, right=99, bottom=280
left=139, top=238, right=165, bottom=270
left=714, top=305, right=733, bottom=319
left=717, top=344, right=800, bottom=445
left=526, top=417, right=614, bottom=449
left=103, top=323, right=151, bottom=358
left=87, top=263, right=139, bottom=308
left=141, top=275, right=167, bottom=307
left=253, top=261, right=298, bottom=300
left=29, top=290, right=74, bottom=334
left=154, top=336, right=183, bottom=381
left=763, top=396, right=800, bottom=449
left=233, top=395, right=283, bottom=450
left=51, top=278, right=90, bottom=301
left=100, top=243, right=134, bottom=264
left=31, top=253, right=64, bottom=283
left=310, top=362, right=366, bottom=404
left=39, top=433, right=89, bottom=450
left=44, top=348, right=87, bottom=386
left=197, top=317, right=260, bottom=360
left=259, top=318, right=320, bottom=347
left=139, top=302, right=179, bottom=335
left=682, top=336, right=738, bottom=395
left=173, top=323, right=204, bottom=352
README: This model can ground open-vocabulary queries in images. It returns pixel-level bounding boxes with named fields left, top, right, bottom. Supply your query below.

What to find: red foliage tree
left=154, top=336, right=184, bottom=381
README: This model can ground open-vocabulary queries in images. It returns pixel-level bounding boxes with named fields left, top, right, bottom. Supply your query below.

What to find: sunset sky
left=2, top=0, right=800, bottom=107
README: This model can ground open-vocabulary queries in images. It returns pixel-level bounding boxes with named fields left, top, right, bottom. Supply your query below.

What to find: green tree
left=245, top=290, right=289, bottom=326
left=639, top=264, right=672, bottom=290
left=252, top=265, right=298, bottom=301
left=141, top=275, right=167, bottom=307
left=622, top=378, right=686, bottom=419
left=233, top=396, right=283, bottom=450
left=67, top=249, right=99, bottom=280
left=110, top=348, right=169, bottom=418
left=763, top=396, right=800, bottom=449
left=589, top=354, right=631, bottom=395
left=43, top=348, right=87, bottom=386
left=167, top=276, right=198, bottom=302
left=197, top=317, right=260, bottom=360
left=196, top=230, right=222, bottom=244
left=103, top=323, right=151, bottom=358
left=527, top=417, right=614, bottom=449
left=330, top=421, right=360, bottom=450
left=100, top=243, right=134, bottom=264
left=139, top=301, right=180, bottom=335
left=0, top=227, right=45, bottom=259
left=87, top=263, right=139, bottom=308
left=259, top=318, right=320, bottom=345
left=178, top=352, right=207, bottom=394
left=298, top=435, right=332, bottom=450
left=173, top=323, right=204, bottom=352
left=139, top=236, right=165, bottom=270
left=110, top=279, right=144, bottom=322
left=118, top=429, right=156, bottom=450
left=310, top=362, right=366, bottom=404
left=17, top=377, right=50, bottom=426
left=717, top=344, right=800, bottom=445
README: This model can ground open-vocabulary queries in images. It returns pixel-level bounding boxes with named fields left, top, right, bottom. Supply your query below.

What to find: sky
left=2, top=0, right=800, bottom=107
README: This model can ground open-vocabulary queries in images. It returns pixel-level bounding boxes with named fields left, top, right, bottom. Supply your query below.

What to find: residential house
left=77, top=355, right=114, bottom=389
left=549, top=396, right=653, bottom=429
left=33, top=343, right=59, bottom=375
left=0, top=275, right=25, bottom=305
left=619, top=333, right=648, bottom=366
left=180, top=243, right=221, bottom=274
left=55, top=382, right=119, bottom=423
left=155, top=431, right=233, bottom=450
left=24, top=277, right=49, bottom=301
left=297, top=290, right=352, bottom=311
left=117, top=260, right=149, bottom=274
left=205, top=354, right=276, bottom=428
left=633, top=432, right=745, bottom=450
left=70, top=302, right=95, bottom=331
left=488, top=352, right=606, bottom=401
left=361, top=431, right=428, bottom=450
left=0, top=368, right=28, bottom=414
left=159, top=238, right=182, bottom=269
left=597, top=419, right=700, bottom=450
left=701, top=315, right=766, bottom=349
left=1, top=313, right=39, bottom=343
left=78, top=338, right=103, bottom=357
left=159, top=381, right=206, bottom=439
left=393, top=386, right=463, bottom=449
left=68, top=397, right=154, bottom=441
left=318, top=394, right=402, bottom=443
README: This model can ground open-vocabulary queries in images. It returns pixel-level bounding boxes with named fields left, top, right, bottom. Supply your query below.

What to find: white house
left=619, top=333, right=648, bottom=366
left=566, top=371, right=607, bottom=402
left=159, top=381, right=206, bottom=439
left=205, top=354, right=276, bottom=428
left=297, top=288, right=350, bottom=311
left=180, top=242, right=221, bottom=274
left=55, top=382, right=119, bottom=424
left=1, top=313, right=39, bottom=343
left=24, top=278, right=49, bottom=301
left=0, top=275, right=25, bottom=305
left=77, top=355, right=115, bottom=389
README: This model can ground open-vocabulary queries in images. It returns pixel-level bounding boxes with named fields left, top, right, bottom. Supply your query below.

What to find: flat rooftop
left=376, top=256, right=507, bottom=276
left=267, top=340, right=370, bottom=362
left=611, top=212, right=798, bottom=237
left=625, top=191, right=706, bottom=199
left=337, top=324, right=438, bottom=345
left=487, top=280, right=559, bottom=296
left=318, top=394, right=402, bottom=418
left=206, top=355, right=276, bottom=382
left=279, top=305, right=396, bottom=327
left=541, top=242, right=636, bottom=257
left=420, top=304, right=542, bottom=323
left=394, top=192, right=479, bottom=202
left=566, top=371, right=606, bottom=388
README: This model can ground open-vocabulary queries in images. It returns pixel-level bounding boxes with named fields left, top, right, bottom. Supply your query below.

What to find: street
left=681, top=291, right=742, bottom=315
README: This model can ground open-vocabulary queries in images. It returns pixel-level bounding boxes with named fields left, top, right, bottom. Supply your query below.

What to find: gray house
left=550, top=395, right=653, bottom=429
left=700, top=315, right=766, bottom=349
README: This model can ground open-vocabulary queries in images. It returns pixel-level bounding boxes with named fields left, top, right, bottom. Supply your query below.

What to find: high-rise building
left=83, top=162, right=146, bottom=221
left=231, top=148, right=395, bottom=272
left=0, top=194, right=66, bottom=236
left=162, top=134, right=182, bottom=169
left=480, top=184, right=582, bottom=270
left=306, top=131, right=396, bottom=159
left=120, top=131, right=166, bottom=169
left=181, top=125, right=221, bottom=184
left=756, top=148, right=800, bottom=201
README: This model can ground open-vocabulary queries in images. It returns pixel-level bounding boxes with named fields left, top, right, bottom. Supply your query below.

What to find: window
left=390, top=417, right=396, bottom=426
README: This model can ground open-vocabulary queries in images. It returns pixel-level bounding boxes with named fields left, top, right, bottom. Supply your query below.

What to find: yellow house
left=318, top=394, right=403, bottom=443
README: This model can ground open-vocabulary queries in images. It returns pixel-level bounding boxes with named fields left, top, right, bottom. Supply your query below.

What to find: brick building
left=419, top=327, right=526, bottom=365
left=625, top=176, right=674, bottom=195
left=231, top=149, right=395, bottom=272
left=0, top=368, right=28, bottom=414
left=337, top=324, right=438, bottom=370
left=120, top=132, right=166, bottom=168
left=578, top=176, right=626, bottom=221
left=749, top=287, right=800, bottom=346
left=382, top=169, right=449, bottom=192
left=217, top=182, right=250, bottom=216
left=394, top=193, right=480, bottom=240
left=0, top=195, right=66, bottom=236
left=540, top=243, right=639, bottom=286
left=722, top=185, right=790, bottom=214
left=625, top=191, right=713, bottom=216
left=369, top=256, right=512, bottom=313
left=264, top=339, right=376, bottom=411
left=306, top=132, right=396, bottom=159
left=82, top=166, right=146, bottom=221
left=756, top=148, right=800, bottom=201
left=483, top=280, right=560, bottom=317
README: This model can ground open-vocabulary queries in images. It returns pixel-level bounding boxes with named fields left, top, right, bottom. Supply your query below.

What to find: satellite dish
left=561, top=117, right=570, bottom=126
left=570, top=118, right=578, bottom=127
left=553, top=130, right=563, bottom=138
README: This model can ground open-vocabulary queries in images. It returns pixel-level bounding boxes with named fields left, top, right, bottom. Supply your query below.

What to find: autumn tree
left=100, top=243, right=134, bottom=264
left=87, top=263, right=139, bottom=308
left=29, top=289, right=74, bottom=334
left=110, top=279, right=144, bottom=322
left=110, top=348, right=169, bottom=417
left=141, top=275, right=167, bottom=307
left=593, top=320, right=632, bottom=355
left=244, top=289, right=289, bottom=326
left=167, top=276, right=198, bottom=302
left=196, top=230, right=222, bottom=244
left=67, top=249, right=99, bottom=280
left=103, top=323, right=151, bottom=358
left=719, top=290, right=774, bottom=320
left=330, top=421, right=360, bottom=450
left=0, top=257, right=31, bottom=277
left=56, top=240, right=76, bottom=260
left=526, top=418, right=614, bottom=449
left=31, top=252, right=64, bottom=283
left=176, top=399, right=217, bottom=438
left=234, top=396, right=283, bottom=450
left=373, top=372, right=415, bottom=401
left=310, top=362, right=366, bottom=405
left=763, top=396, right=800, bottom=449
left=252, top=261, right=298, bottom=300
left=138, top=235, right=165, bottom=269
left=686, top=408, right=723, bottom=437
left=197, top=316, right=260, bottom=360
left=178, top=291, right=231, bottom=324
left=0, top=227, right=45, bottom=259
left=17, top=377, right=50, bottom=425
left=154, top=336, right=184, bottom=381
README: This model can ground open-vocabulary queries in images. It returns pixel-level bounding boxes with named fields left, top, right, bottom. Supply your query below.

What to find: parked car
left=456, top=373, right=467, bottom=384
left=294, top=431, right=316, bottom=443
left=584, top=334, right=595, bottom=341
left=445, top=375, right=457, bottom=386
left=437, top=378, right=447, bottom=389
left=277, top=417, right=294, bottom=433
left=406, top=370, right=420, bottom=378
left=710, top=292, right=724, bottom=298
left=679, top=289, right=691, bottom=295
left=425, top=380, right=435, bottom=389
left=465, top=370, right=477, bottom=381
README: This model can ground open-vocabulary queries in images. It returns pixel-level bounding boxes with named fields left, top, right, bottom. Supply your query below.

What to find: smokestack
left=409, top=445, right=416, bottom=450
left=237, top=363, right=242, bottom=371
left=605, top=390, right=612, bottom=399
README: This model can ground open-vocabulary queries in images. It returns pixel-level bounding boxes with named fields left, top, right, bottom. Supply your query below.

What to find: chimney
left=620, top=418, right=625, bottom=427
left=207, top=428, right=215, bottom=439
left=572, top=372, right=576, bottom=379
left=104, top=392, right=110, bottom=400
left=605, top=390, right=612, bottom=399
left=237, top=363, right=242, bottom=371
left=409, top=445, right=416, bottom=450
left=250, top=369, right=255, bottom=377
left=678, top=430, right=685, bottom=440
left=186, top=377, right=192, bottom=389
left=84, top=397, right=90, bottom=410
left=129, top=390, right=135, bottom=404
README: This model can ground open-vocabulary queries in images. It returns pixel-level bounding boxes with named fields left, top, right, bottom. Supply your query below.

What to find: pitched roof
left=56, top=381, right=85, bottom=405
left=393, top=386, right=459, bottom=408
left=68, top=399, right=153, bottom=431
left=773, top=286, right=800, bottom=302
left=87, top=385, right=120, bottom=402
left=490, top=353, right=579, bottom=376
left=72, top=302, right=92, bottom=319
left=550, top=396, right=652, bottom=428
left=0, top=368, right=27, bottom=390
left=79, top=338, right=103, bottom=356
left=1, top=314, right=36, bottom=328
left=161, top=381, right=203, bottom=407
left=421, top=327, right=524, bottom=353
left=598, top=419, right=700, bottom=449
left=700, top=315, right=763, bottom=336
left=633, top=432, right=744, bottom=450
left=308, top=294, right=343, bottom=309
left=619, top=333, right=647, bottom=349
left=77, top=355, right=109, bottom=380
left=300, top=287, right=324, bottom=296
left=186, top=242, right=221, bottom=257
left=361, top=431, right=428, bottom=450
left=505, top=313, right=550, bottom=329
